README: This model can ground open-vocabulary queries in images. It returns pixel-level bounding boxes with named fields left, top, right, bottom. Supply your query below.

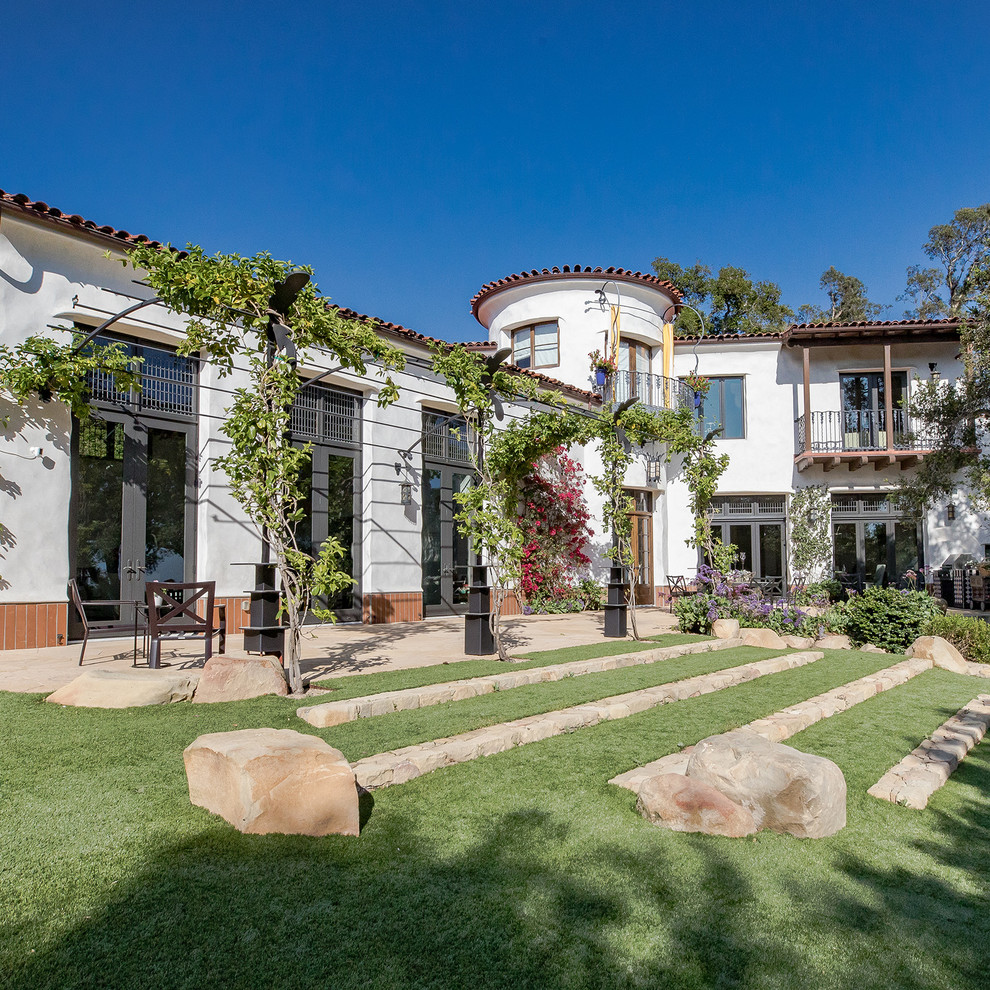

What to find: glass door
left=71, top=412, right=196, bottom=635
left=841, top=372, right=907, bottom=450
left=296, top=449, right=359, bottom=618
left=422, top=466, right=473, bottom=614
left=625, top=490, right=654, bottom=605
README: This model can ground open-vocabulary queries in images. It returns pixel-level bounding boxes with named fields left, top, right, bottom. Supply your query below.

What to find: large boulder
left=637, top=772, right=757, bottom=837
left=687, top=730, right=846, bottom=838
left=184, top=728, right=359, bottom=836
left=782, top=635, right=815, bottom=650
left=739, top=627, right=787, bottom=649
left=711, top=618, right=740, bottom=640
left=193, top=655, right=288, bottom=703
left=46, top=669, right=199, bottom=708
left=907, top=636, right=968, bottom=673
left=816, top=634, right=852, bottom=650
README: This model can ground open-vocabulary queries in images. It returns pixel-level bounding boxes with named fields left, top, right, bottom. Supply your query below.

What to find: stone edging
left=610, top=657, right=934, bottom=794
left=351, top=650, right=824, bottom=791
left=867, top=695, right=990, bottom=809
left=298, top=639, right=741, bottom=728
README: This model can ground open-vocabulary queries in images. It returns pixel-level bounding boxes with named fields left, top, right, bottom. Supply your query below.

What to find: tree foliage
left=901, top=204, right=990, bottom=318
left=897, top=289, right=990, bottom=515
left=652, top=257, right=793, bottom=336
left=126, top=243, right=405, bottom=693
left=797, top=266, right=886, bottom=324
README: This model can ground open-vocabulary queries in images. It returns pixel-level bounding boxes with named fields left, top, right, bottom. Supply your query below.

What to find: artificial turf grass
left=3, top=656, right=989, bottom=989
left=308, top=631, right=710, bottom=696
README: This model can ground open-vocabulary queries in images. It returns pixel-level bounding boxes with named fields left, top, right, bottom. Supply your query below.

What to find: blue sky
left=5, top=1, right=989, bottom=341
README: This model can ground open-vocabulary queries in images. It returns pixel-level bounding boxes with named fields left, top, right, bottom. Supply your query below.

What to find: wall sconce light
left=400, top=482, right=413, bottom=505
left=947, top=503, right=956, bottom=522
left=929, top=362, right=940, bottom=380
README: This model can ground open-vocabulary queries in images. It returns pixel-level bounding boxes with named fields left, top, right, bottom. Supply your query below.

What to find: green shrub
left=843, top=588, right=944, bottom=652
left=924, top=613, right=990, bottom=663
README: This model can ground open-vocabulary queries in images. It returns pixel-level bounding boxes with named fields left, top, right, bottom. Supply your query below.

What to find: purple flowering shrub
left=674, top=565, right=846, bottom=638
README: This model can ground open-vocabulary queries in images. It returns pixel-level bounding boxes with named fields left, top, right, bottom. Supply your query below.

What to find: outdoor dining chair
left=145, top=580, right=219, bottom=669
left=667, top=575, right=689, bottom=613
left=68, top=578, right=147, bottom=666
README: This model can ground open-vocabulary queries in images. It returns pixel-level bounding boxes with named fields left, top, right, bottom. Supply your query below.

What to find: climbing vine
left=789, top=485, right=832, bottom=581
left=432, top=346, right=732, bottom=652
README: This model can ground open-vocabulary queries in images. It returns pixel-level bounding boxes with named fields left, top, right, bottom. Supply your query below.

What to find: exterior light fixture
left=929, top=362, right=940, bottom=380
left=947, top=503, right=956, bottom=522
left=400, top=482, right=413, bottom=505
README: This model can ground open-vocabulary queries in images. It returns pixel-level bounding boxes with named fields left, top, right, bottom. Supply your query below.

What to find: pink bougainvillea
left=516, top=448, right=593, bottom=602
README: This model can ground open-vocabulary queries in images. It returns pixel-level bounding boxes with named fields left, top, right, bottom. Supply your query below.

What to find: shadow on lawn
left=8, top=807, right=780, bottom=990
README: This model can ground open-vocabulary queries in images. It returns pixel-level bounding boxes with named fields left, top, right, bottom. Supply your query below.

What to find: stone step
left=867, top=694, right=990, bottom=809
left=297, top=638, right=743, bottom=728
left=351, top=650, right=824, bottom=791
left=610, top=656, right=934, bottom=794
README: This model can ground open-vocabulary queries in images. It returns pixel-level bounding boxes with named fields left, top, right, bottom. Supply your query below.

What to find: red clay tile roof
left=783, top=317, right=964, bottom=347
left=0, top=188, right=592, bottom=404
left=334, top=308, right=600, bottom=404
left=0, top=188, right=169, bottom=250
left=788, top=317, right=963, bottom=331
left=471, top=266, right=682, bottom=320
left=675, top=331, right=783, bottom=343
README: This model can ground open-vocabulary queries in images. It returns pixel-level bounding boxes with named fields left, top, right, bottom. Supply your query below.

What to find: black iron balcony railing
left=608, top=371, right=695, bottom=412
left=795, top=409, right=936, bottom=454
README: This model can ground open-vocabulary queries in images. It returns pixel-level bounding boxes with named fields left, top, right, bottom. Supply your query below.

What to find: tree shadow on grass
left=5, top=805, right=783, bottom=990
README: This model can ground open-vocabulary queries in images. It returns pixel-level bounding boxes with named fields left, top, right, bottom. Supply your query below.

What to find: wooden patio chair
left=145, top=580, right=218, bottom=669
left=667, top=575, right=689, bottom=613
left=68, top=578, right=146, bottom=666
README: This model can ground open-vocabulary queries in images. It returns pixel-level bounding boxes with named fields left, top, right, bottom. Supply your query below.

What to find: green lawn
left=2, top=644, right=988, bottom=989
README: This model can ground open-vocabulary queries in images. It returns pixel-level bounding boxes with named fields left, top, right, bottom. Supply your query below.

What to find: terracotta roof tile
left=0, top=188, right=167, bottom=250
left=470, top=266, right=682, bottom=319
left=335, top=306, right=598, bottom=404
left=788, top=317, right=962, bottom=331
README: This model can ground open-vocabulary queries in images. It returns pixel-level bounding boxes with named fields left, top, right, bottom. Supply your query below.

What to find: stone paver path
left=611, top=656, right=934, bottom=794
left=298, top=638, right=742, bottom=727
left=867, top=694, right=990, bottom=809
left=352, top=650, right=824, bottom=791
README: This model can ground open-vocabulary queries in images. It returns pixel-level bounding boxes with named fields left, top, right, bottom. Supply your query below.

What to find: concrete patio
left=0, top=608, right=680, bottom=694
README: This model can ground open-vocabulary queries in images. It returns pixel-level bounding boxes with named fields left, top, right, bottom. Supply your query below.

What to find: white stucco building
left=1, top=188, right=985, bottom=650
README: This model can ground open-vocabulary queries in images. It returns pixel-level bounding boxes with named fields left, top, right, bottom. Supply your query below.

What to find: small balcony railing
left=608, top=371, right=695, bottom=412
left=795, top=409, right=936, bottom=454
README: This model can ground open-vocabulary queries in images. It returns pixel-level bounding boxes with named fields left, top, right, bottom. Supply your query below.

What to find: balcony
left=607, top=371, right=695, bottom=412
left=795, top=410, right=935, bottom=472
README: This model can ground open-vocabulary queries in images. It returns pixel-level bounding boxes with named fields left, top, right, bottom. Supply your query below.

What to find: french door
left=70, top=411, right=196, bottom=635
left=422, top=465, right=473, bottom=615
left=296, top=447, right=359, bottom=619
left=721, top=521, right=786, bottom=583
left=832, top=519, right=922, bottom=589
left=840, top=371, right=907, bottom=450
left=625, top=490, right=654, bottom=605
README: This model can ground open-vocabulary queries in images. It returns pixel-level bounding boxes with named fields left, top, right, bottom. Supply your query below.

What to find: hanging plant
left=588, top=349, right=617, bottom=376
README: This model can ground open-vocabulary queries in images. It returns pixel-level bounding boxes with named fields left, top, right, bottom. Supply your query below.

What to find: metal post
left=465, top=406, right=495, bottom=655
left=604, top=565, right=628, bottom=637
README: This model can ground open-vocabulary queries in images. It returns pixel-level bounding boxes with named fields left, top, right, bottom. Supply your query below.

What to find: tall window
left=290, top=385, right=360, bottom=616
left=697, top=376, right=745, bottom=439
left=618, top=339, right=651, bottom=375
left=511, top=322, right=559, bottom=369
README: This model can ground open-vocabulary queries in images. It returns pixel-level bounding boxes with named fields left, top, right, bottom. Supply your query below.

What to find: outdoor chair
left=145, top=581, right=219, bottom=669
left=756, top=576, right=785, bottom=604
left=68, top=578, right=147, bottom=666
left=667, top=575, right=689, bottom=613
